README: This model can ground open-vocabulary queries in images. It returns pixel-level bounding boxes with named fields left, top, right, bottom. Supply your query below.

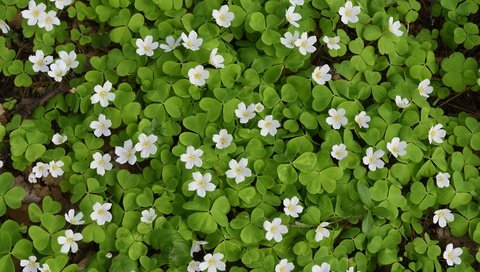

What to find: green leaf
left=249, top=12, right=265, bottom=31
left=110, top=26, right=132, bottom=44
left=0, top=256, right=14, bottom=272
left=14, top=73, right=32, bottom=87
left=110, top=254, right=137, bottom=272
left=42, top=196, right=62, bottom=214
left=363, top=25, right=382, bottom=41
left=116, top=227, right=134, bottom=252
left=367, top=236, right=383, bottom=253
left=4, top=187, right=25, bottom=209
left=471, top=133, right=480, bottom=150
left=164, top=97, right=183, bottom=118
left=211, top=196, right=230, bottom=227
left=187, top=212, right=217, bottom=234
left=357, top=181, right=372, bottom=206
left=199, top=98, right=222, bottom=121
left=28, top=226, right=50, bottom=251
left=12, top=239, right=33, bottom=259
left=293, top=152, right=317, bottom=172
left=277, top=164, right=298, bottom=184
left=240, top=224, right=264, bottom=245
left=128, top=241, right=148, bottom=260
left=263, top=87, right=280, bottom=108
left=40, top=213, right=65, bottom=234
left=127, top=13, right=144, bottom=32
left=183, top=113, right=208, bottom=134
left=0, top=173, right=14, bottom=194
left=25, top=144, right=46, bottom=162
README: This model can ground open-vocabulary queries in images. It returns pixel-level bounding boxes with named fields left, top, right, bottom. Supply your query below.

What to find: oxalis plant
left=0, top=0, right=480, bottom=271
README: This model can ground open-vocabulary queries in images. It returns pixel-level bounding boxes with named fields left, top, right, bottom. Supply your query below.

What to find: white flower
left=115, top=140, right=137, bottom=165
left=199, top=253, right=226, bottom=272
left=49, top=160, right=64, bottom=178
left=388, top=17, right=403, bottom=37
left=140, top=208, right=157, bottom=224
left=258, top=115, right=281, bottom=136
left=295, top=32, right=317, bottom=55
left=326, top=108, right=348, bottom=130
left=136, top=35, right=158, bottom=57
left=235, top=102, right=256, bottom=123
left=354, top=111, right=371, bottom=128
left=90, top=152, right=112, bottom=176
left=386, top=137, right=407, bottom=158
left=254, top=103, right=265, bottom=113
left=346, top=267, right=356, bottom=272
left=188, top=260, right=201, bottom=272
left=181, top=30, right=203, bottom=51
left=91, top=80, right=115, bottom=107
left=21, top=1, right=46, bottom=26
left=418, top=79, right=433, bottom=98
left=190, top=240, right=208, bottom=257
left=331, top=144, right=348, bottom=160
left=289, top=0, right=304, bottom=6
left=433, top=209, right=454, bottom=228
left=29, top=50, right=53, bottom=73
left=51, top=0, right=73, bottom=9
left=226, top=158, right=252, bottom=183
left=0, top=20, right=10, bottom=34
left=322, top=36, right=341, bottom=50
left=65, top=209, right=84, bottom=225
left=312, top=65, right=332, bottom=85
left=188, top=65, right=209, bottom=87
left=283, top=196, right=303, bottom=218
left=37, top=10, right=60, bottom=31
left=436, top=172, right=451, bottom=188
left=20, top=256, right=39, bottom=272
left=212, top=129, right=233, bottom=149
left=135, top=133, right=158, bottom=158
left=339, top=1, right=361, bottom=25
left=90, top=202, right=113, bottom=225
left=443, top=243, right=462, bottom=266
left=32, top=162, right=49, bottom=178
left=315, top=222, right=330, bottom=242
left=39, top=264, right=51, bottom=272
left=52, top=133, right=67, bottom=145
left=312, top=263, right=331, bottom=272
left=362, top=147, right=385, bottom=171
left=58, top=51, right=79, bottom=70
left=28, top=172, right=37, bottom=184
left=105, top=252, right=113, bottom=259
left=180, top=146, right=203, bottom=169
left=285, top=6, right=301, bottom=28
left=209, top=48, right=224, bottom=69
left=275, top=259, right=295, bottom=272
left=57, top=229, right=83, bottom=254
left=188, top=172, right=215, bottom=197
left=212, top=5, right=234, bottom=28
left=263, top=218, right=288, bottom=242
left=159, top=36, right=181, bottom=52
left=428, top=124, right=446, bottom=144
left=89, top=114, right=112, bottom=137
left=395, top=95, right=410, bottom=108
left=280, top=31, right=300, bottom=49
left=47, top=60, right=67, bottom=82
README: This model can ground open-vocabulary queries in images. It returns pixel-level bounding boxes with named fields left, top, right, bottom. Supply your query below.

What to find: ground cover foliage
left=0, top=0, right=480, bottom=271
